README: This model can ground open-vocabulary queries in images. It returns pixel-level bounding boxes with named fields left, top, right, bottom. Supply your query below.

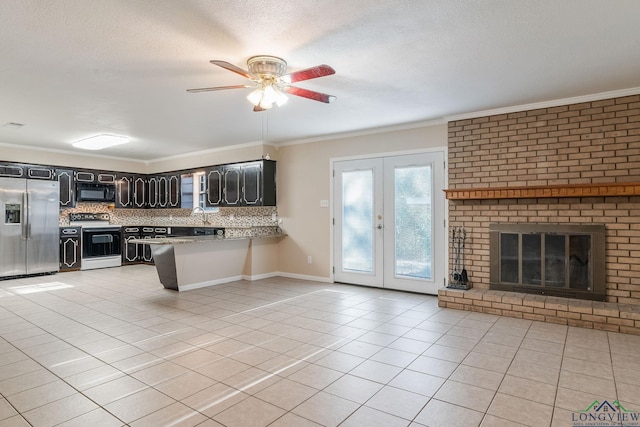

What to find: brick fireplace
left=445, top=94, right=640, bottom=305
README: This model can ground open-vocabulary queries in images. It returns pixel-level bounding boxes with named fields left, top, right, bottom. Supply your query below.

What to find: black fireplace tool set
left=448, top=226, right=472, bottom=290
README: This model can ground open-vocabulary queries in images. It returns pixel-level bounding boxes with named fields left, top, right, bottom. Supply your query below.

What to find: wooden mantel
left=444, top=181, right=640, bottom=200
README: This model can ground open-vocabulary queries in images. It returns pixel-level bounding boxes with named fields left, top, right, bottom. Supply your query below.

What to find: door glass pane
left=342, top=170, right=374, bottom=272
left=394, top=165, right=432, bottom=279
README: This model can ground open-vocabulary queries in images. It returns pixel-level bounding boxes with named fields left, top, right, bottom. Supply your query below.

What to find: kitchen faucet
left=192, top=206, right=209, bottom=225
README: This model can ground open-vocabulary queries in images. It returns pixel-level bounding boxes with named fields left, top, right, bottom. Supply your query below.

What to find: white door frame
left=330, top=147, right=448, bottom=294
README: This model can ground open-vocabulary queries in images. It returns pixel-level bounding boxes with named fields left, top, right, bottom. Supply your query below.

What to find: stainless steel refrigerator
left=1, top=177, right=60, bottom=278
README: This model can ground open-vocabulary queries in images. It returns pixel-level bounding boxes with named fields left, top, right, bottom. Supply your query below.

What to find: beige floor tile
left=104, top=387, right=176, bottom=423
left=254, top=378, right=317, bottom=410
left=507, top=359, right=560, bottom=385
left=449, top=365, right=505, bottom=391
left=110, top=352, right=164, bottom=374
left=0, top=359, right=42, bottom=381
left=194, top=357, right=252, bottom=381
left=447, top=325, right=487, bottom=340
left=222, top=366, right=280, bottom=394
left=480, top=414, right=527, bottom=426
left=22, top=394, right=98, bottom=427
left=337, top=340, right=384, bottom=358
left=388, top=368, right=445, bottom=397
left=64, top=364, right=125, bottom=390
left=0, top=415, right=31, bottom=427
left=313, top=351, right=365, bottom=372
left=472, top=341, right=518, bottom=359
left=340, top=405, right=410, bottom=427
left=550, top=407, right=575, bottom=427
left=407, top=355, right=459, bottom=377
left=554, top=387, right=603, bottom=412
left=433, top=380, right=495, bottom=412
left=414, top=399, right=484, bottom=427
left=55, top=408, right=124, bottom=427
left=481, top=332, right=524, bottom=347
left=324, top=373, right=383, bottom=403
left=617, top=382, right=640, bottom=406
left=370, top=347, right=419, bottom=367
left=349, top=359, right=403, bottom=383
left=268, top=412, right=322, bottom=426
left=434, top=334, right=479, bottom=350
left=291, top=391, right=360, bottom=426
left=524, top=329, right=566, bottom=344
left=287, top=363, right=343, bottom=389
left=0, top=368, right=58, bottom=396
left=129, top=402, right=207, bottom=427
left=563, top=345, right=611, bottom=364
left=6, top=380, right=76, bottom=412
left=181, top=382, right=249, bottom=417
left=131, top=360, right=189, bottom=386
left=154, top=370, right=217, bottom=400
left=514, top=348, right=562, bottom=369
left=365, top=385, right=429, bottom=420
left=462, top=352, right=512, bottom=374
left=83, top=375, right=148, bottom=406
left=558, top=370, right=617, bottom=397
left=421, top=343, right=470, bottom=363
left=561, top=356, right=614, bottom=380
left=497, top=375, right=557, bottom=406
left=387, top=337, right=433, bottom=355
left=0, top=398, right=18, bottom=420
left=487, top=393, right=553, bottom=427
left=520, top=337, right=565, bottom=355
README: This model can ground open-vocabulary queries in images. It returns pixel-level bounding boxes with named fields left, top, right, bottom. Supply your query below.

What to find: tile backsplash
left=60, top=203, right=278, bottom=229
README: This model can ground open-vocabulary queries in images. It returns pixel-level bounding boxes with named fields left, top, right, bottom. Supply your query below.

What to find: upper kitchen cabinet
left=223, top=164, right=242, bottom=206
left=242, top=160, right=276, bottom=206
left=147, top=172, right=180, bottom=209
left=202, top=160, right=276, bottom=207
left=75, top=169, right=117, bottom=184
left=55, top=169, right=75, bottom=208
left=0, top=162, right=55, bottom=180
left=204, top=166, right=223, bottom=207
left=115, top=173, right=134, bottom=208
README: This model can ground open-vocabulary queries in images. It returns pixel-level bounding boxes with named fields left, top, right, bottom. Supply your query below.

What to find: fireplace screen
left=490, top=224, right=605, bottom=300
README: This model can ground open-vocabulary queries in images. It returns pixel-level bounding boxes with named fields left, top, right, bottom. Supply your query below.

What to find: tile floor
left=0, top=265, right=639, bottom=427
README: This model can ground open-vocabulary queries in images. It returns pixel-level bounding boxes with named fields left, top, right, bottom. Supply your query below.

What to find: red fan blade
left=186, top=85, right=253, bottom=93
left=210, top=60, right=256, bottom=80
left=283, top=86, right=336, bottom=103
left=283, top=64, right=335, bottom=83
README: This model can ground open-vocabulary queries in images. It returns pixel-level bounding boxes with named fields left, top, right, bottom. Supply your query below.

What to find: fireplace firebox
left=489, top=224, right=606, bottom=301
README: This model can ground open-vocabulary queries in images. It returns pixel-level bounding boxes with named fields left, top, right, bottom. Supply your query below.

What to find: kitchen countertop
left=129, top=232, right=286, bottom=245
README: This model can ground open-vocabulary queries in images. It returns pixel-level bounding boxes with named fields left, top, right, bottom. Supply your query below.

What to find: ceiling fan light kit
left=187, top=55, right=336, bottom=112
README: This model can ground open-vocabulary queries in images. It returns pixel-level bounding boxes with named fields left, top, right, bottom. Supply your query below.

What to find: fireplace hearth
left=489, top=224, right=606, bottom=301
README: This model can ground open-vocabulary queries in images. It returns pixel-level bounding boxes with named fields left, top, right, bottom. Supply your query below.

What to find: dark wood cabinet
left=26, top=164, right=55, bottom=180
left=75, top=169, right=117, bottom=184
left=115, top=173, right=135, bottom=208
left=223, top=164, right=242, bottom=206
left=167, top=173, right=180, bottom=208
left=122, top=226, right=142, bottom=265
left=205, top=166, right=224, bottom=207
left=59, top=227, right=81, bottom=271
left=0, top=162, right=25, bottom=178
left=133, top=176, right=147, bottom=208
left=241, top=160, right=276, bottom=206
left=56, top=169, right=76, bottom=208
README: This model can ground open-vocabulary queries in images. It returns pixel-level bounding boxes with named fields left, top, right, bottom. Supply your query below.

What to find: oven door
left=82, top=227, right=122, bottom=259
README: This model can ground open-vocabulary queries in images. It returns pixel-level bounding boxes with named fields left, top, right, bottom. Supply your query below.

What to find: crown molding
left=445, top=87, right=640, bottom=122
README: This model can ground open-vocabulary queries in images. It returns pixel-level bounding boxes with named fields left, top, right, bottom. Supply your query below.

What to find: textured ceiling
left=1, top=0, right=639, bottom=162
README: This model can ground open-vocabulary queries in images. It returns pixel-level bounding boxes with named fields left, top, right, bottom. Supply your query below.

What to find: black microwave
left=76, top=182, right=116, bottom=202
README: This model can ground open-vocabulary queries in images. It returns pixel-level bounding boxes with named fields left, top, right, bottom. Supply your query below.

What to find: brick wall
left=448, top=95, right=640, bottom=304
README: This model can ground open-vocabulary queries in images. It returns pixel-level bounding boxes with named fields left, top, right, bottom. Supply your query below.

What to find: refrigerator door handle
left=25, top=191, right=31, bottom=240
left=21, top=192, right=28, bottom=240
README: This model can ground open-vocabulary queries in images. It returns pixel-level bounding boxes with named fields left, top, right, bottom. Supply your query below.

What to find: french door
left=333, top=152, right=445, bottom=294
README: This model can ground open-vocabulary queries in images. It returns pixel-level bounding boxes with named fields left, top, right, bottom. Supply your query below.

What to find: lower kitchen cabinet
left=59, top=227, right=81, bottom=271
left=122, top=226, right=142, bottom=265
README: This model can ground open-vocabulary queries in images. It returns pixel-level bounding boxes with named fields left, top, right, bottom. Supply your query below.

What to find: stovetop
left=69, top=212, right=121, bottom=229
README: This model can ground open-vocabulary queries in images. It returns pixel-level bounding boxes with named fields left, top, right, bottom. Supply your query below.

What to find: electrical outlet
left=307, top=256, right=312, bottom=264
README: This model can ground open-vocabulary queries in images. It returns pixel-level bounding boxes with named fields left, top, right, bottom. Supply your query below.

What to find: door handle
left=377, top=224, right=383, bottom=230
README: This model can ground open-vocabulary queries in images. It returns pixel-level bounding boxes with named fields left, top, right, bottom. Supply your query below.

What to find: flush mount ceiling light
left=187, top=55, right=336, bottom=112
left=72, top=134, right=130, bottom=150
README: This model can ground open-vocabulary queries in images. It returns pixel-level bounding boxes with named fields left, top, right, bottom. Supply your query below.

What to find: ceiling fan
left=187, top=56, right=336, bottom=112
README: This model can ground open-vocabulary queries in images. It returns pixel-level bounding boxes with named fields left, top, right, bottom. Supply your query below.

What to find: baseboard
left=179, top=275, right=244, bottom=291
left=272, top=271, right=333, bottom=283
